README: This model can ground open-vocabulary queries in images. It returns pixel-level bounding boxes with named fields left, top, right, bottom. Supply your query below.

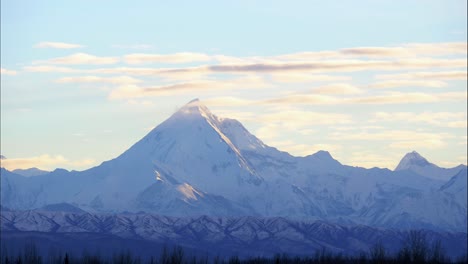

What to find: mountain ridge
left=395, top=150, right=466, bottom=181
left=1, top=210, right=466, bottom=258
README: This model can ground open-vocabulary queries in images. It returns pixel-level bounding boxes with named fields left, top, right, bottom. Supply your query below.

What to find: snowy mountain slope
left=218, top=115, right=466, bottom=230
left=440, top=167, right=468, bottom=206
left=118, top=99, right=264, bottom=200
left=135, top=168, right=255, bottom=216
left=395, top=151, right=466, bottom=181
left=0, top=99, right=264, bottom=212
left=1, top=99, right=466, bottom=232
left=1, top=210, right=466, bottom=258
left=1, top=168, right=45, bottom=209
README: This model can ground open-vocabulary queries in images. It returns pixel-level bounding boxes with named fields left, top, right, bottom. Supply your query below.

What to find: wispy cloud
left=260, top=91, right=463, bottom=106
left=260, top=111, right=352, bottom=126
left=124, top=52, right=212, bottom=64
left=330, top=130, right=450, bottom=149
left=110, top=58, right=464, bottom=76
left=375, top=71, right=468, bottom=81
left=203, top=90, right=465, bottom=109
left=270, top=73, right=352, bottom=83
left=273, top=42, right=467, bottom=60
left=1, top=68, right=17, bottom=75
left=312, top=83, right=363, bottom=94
left=371, top=112, right=467, bottom=128
left=347, top=92, right=439, bottom=104
left=346, top=151, right=401, bottom=169
left=370, top=80, right=447, bottom=89
left=1, top=154, right=96, bottom=171
left=205, top=58, right=466, bottom=73
left=202, top=97, right=255, bottom=107
left=108, top=76, right=268, bottom=99
left=34, top=41, right=84, bottom=49
left=23, top=65, right=81, bottom=73
left=56, top=75, right=141, bottom=84
left=91, top=66, right=211, bottom=81
left=263, top=94, right=340, bottom=105
left=35, top=53, right=119, bottom=65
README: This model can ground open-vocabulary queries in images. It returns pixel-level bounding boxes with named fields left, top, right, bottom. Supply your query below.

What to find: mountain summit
left=395, top=151, right=430, bottom=170
left=395, top=151, right=466, bottom=181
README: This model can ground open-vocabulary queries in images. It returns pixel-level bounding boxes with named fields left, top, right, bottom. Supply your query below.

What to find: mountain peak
left=314, top=150, right=332, bottom=158
left=303, top=150, right=341, bottom=168
left=395, top=151, right=431, bottom=171
left=176, top=98, right=212, bottom=118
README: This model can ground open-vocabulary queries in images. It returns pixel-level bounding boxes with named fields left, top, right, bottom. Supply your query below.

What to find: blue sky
left=1, top=0, right=467, bottom=170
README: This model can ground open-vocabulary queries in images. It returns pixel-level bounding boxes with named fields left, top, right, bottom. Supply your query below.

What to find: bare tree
left=407, top=230, right=428, bottom=263
left=370, top=240, right=386, bottom=264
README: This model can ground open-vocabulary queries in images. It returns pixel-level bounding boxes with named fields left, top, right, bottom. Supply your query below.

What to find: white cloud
left=312, top=83, right=363, bottom=94
left=1, top=68, right=17, bottom=75
left=56, top=75, right=141, bottom=84
left=370, top=80, right=447, bottom=89
left=273, top=42, right=467, bottom=60
left=270, top=73, right=352, bottom=83
left=260, top=111, right=352, bottom=126
left=124, top=52, right=212, bottom=64
left=375, top=71, right=468, bottom=81
left=330, top=130, right=450, bottom=149
left=202, top=97, right=255, bottom=107
left=347, top=92, right=439, bottom=104
left=35, top=53, right=119, bottom=65
left=205, top=58, right=466, bottom=74
left=90, top=58, right=465, bottom=79
left=108, top=76, right=268, bottom=99
left=1, top=154, right=96, bottom=171
left=345, top=151, right=401, bottom=169
left=371, top=112, right=467, bottom=127
left=23, top=65, right=80, bottom=73
left=263, top=94, right=340, bottom=105
left=34, top=41, right=84, bottom=49
left=91, top=66, right=211, bottom=81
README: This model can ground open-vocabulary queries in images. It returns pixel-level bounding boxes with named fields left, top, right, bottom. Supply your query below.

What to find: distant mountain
left=395, top=151, right=466, bottom=180
left=12, top=167, right=49, bottom=177
left=440, top=167, right=468, bottom=203
left=1, top=211, right=466, bottom=258
left=0, top=99, right=466, bottom=232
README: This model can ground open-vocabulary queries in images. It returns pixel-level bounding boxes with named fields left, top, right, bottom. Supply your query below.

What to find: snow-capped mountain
left=1, top=99, right=467, bottom=232
left=395, top=150, right=466, bottom=181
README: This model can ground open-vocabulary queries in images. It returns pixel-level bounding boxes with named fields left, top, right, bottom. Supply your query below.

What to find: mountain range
left=2, top=210, right=466, bottom=258
left=1, top=99, right=467, bottom=234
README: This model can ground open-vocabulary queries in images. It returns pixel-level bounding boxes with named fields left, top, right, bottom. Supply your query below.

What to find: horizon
left=1, top=0, right=467, bottom=171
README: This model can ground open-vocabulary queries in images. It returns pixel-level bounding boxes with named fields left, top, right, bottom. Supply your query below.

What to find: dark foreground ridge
left=1, top=238, right=467, bottom=264
left=1, top=210, right=467, bottom=262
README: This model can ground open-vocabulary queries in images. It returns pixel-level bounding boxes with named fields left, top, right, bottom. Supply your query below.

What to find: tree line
left=1, top=231, right=467, bottom=263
